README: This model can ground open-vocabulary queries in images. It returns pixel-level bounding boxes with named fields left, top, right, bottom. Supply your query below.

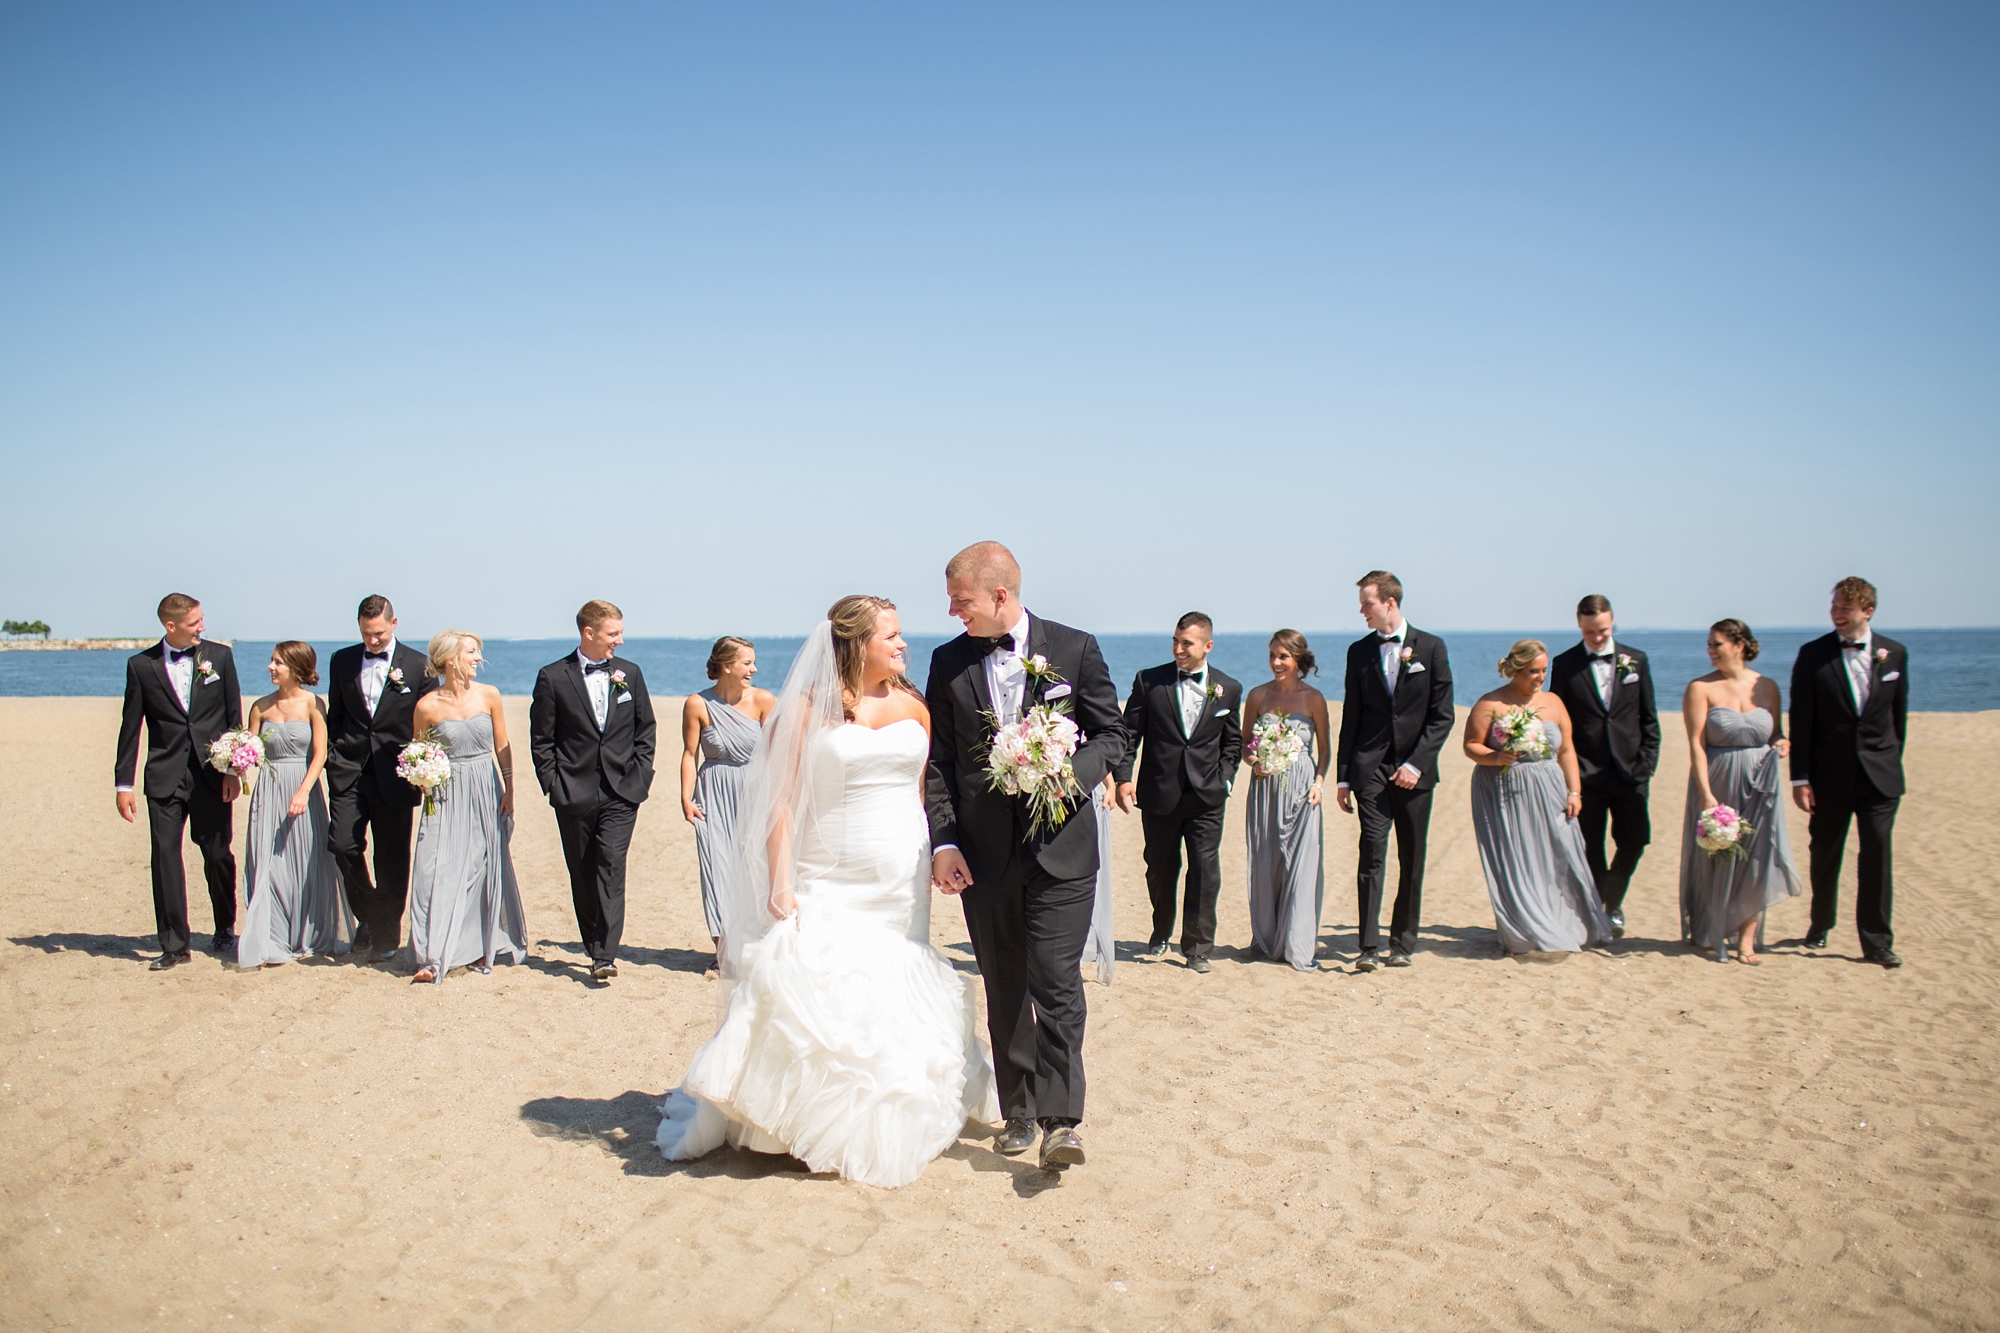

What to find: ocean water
left=6, top=628, right=1997, bottom=712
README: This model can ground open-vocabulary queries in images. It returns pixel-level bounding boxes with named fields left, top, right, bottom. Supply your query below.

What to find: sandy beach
left=1, top=696, right=1994, bottom=1331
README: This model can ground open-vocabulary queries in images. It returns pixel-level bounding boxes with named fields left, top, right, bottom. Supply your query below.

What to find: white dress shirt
left=1587, top=636, right=1617, bottom=707
left=1842, top=628, right=1874, bottom=711
left=163, top=640, right=196, bottom=712
left=360, top=639, right=396, bottom=716
left=983, top=612, right=1033, bottom=729
left=1177, top=662, right=1208, bottom=735
left=579, top=649, right=612, bottom=729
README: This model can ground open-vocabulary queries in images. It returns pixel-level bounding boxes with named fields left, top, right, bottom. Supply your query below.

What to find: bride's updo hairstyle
left=827, top=595, right=919, bottom=719
left=427, top=629, right=482, bottom=679
left=1710, top=619, right=1760, bottom=662
left=1497, top=638, right=1547, bottom=680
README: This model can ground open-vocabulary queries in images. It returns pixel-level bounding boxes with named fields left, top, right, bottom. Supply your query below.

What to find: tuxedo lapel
left=563, top=656, right=600, bottom=733
left=149, top=648, right=187, bottom=718
left=1823, top=645, right=1859, bottom=718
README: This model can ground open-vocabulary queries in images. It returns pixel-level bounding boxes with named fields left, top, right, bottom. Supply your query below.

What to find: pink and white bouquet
left=1488, top=706, right=1553, bottom=766
left=206, top=729, right=266, bottom=793
left=985, top=704, right=1083, bottom=837
left=1246, top=712, right=1305, bottom=778
left=1696, top=804, right=1753, bottom=860
left=397, top=733, right=454, bottom=815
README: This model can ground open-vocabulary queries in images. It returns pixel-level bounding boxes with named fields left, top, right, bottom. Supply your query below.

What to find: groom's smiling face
left=947, top=577, right=1018, bottom=638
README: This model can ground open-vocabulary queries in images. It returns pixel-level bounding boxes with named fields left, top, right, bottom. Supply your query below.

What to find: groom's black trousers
left=1578, top=781, right=1650, bottom=913
left=146, top=769, right=236, bottom=955
left=1141, top=793, right=1226, bottom=959
left=1354, top=777, right=1430, bottom=955
left=962, top=847, right=1094, bottom=1124
left=553, top=783, right=636, bottom=965
left=1808, top=775, right=1898, bottom=956
left=328, top=780, right=414, bottom=946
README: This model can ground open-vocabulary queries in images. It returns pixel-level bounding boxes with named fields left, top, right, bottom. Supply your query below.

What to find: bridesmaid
left=1243, top=630, right=1330, bottom=971
left=1680, top=619, right=1803, bottom=964
left=680, top=636, right=775, bottom=978
left=1463, top=640, right=1612, bottom=956
left=1078, top=774, right=1116, bottom=984
left=238, top=641, right=350, bottom=967
left=406, top=631, right=528, bottom=984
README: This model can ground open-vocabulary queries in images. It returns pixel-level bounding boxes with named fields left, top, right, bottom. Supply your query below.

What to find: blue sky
left=2, top=3, right=1994, bottom=640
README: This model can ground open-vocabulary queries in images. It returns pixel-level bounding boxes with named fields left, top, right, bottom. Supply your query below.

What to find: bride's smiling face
left=865, top=608, right=908, bottom=681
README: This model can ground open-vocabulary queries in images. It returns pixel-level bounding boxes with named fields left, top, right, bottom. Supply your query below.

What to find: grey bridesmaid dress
left=1245, top=715, right=1324, bottom=970
left=237, top=717, right=350, bottom=968
left=406, top=715, right=528, bottom=982
left=1078, top=789, right=1116, bottom=983
left=693, top=687, right=759, bottom=942
left=1470, top=719, right=1612, bottom=953
left=1679, top=706, right=1803, bottom=958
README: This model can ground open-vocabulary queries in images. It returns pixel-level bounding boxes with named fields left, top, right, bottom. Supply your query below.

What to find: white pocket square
left=617, top=691, right=633, bottom=703
left=1044, top=683, right=1073, bottom=699
left=1882, top=671, right=1900, bottom=681
left=1214, top=708, right=1230, bottom=717
left=1622, top=673, right=1640, bottom=684
left=1406, top=662, right=1426, bottom=673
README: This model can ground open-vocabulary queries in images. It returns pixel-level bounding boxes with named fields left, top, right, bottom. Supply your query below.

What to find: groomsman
left=1548, top=594, right=1660, bottom=936
left=115, top=594, right=243, bottom=969
left=326, top=595, right=434, bottom=961
left=1790, top=576, right=1908, bottom=968
left=1113, top=612, right=1243, bottom=974
left=1334, top=571, right=1455, bottom=970
left=531, top=600, right=657, bottom=982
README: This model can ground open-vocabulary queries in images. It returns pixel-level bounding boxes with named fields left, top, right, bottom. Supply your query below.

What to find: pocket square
left=1214, top=708, right=1230, bottom=717
left=1044, top=682, right=1073, bottom=699
left=1406, top=662, right=1427, bottom=674
left=617, top=691, right=633, bottom=703
left=1882, top=671, right=1900, bottom=681
left=1622, top=673, right=1640, bottom=684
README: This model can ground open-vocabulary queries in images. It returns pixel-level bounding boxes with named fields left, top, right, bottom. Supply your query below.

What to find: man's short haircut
left=1576, top=594, right=1613, bottom=618
left=357, top=594, right=394, bottom=622
left=1832, top=576, right=1877, bottom=612
left=944, top=541, right=1022, bottom=595
left=577, top=599, right=624, bottom=632
left=1175, top=611, right=1214, bottom=638
left=157, top=593, right=198, bottom=624
left=1357, top=570, right=1404, bottom=605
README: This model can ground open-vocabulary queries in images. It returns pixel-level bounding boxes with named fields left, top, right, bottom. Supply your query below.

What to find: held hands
left=930, top=847, right=973, bottom=896
left=1114, top=782, right=1137, bottom=814
left=1792, top=782, right=1815, bottom=814
left=115, top=791, right=137, bottom=823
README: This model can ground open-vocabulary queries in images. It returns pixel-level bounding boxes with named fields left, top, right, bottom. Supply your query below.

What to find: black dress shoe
left=1140, top=940, right=1169, bottom=960
left=1608, top=909, right=1626, bottom=938
left=995, top=1118, right=1037, bottom=1156
left=1188, top=956, right=1211, bottom=974
left=1386, top=949, right=1413, bottom=968
left=1354, top=948, right=1380, bottom=972
left=591, top=961, right=618, bottom=981
left=149, top=951, right=192, bottom=971
left=210, top=931, right=236, bottom=956
left=1803, top=930, right=1828, bottom=949
left=1040, top=1125, right=1085, bottom=1170
left=1866, top=949, right=1903, bottom=969
left=352, top=922, right=374, bottom=954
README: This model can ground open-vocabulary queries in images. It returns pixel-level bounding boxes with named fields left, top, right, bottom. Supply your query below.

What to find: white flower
left=1246, top=712, right=1305, bottom=777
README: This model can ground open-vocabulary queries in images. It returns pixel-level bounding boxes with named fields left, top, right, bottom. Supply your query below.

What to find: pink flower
left=1875, top=648, right=1889, bottom=662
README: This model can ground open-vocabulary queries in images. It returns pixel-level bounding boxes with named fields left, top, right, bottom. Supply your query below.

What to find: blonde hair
left=576, top=599, right=622, bottom=631
left=1497, top=638, right=1547, bottom=680
left=427, top=629, right=483, bottom=678
left=943, top=541, right=1021, bottom=595
left=827, top=595, right=918, bottom=720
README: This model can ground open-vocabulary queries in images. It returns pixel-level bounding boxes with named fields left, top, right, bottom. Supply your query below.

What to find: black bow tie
left=364, top=650, right=389, bottom=661
left=975, top=635, right=1015, bottom=657
left=167, top=647, right=196, bottom=663
left=583, top=659, right=613, bottom=675
left=1377, top=633, right=1401, bottom=645
left=1588, top=652, right=1614, bottom=662
left=1841, top=640, right=1869, bottom=652
left=1178, top=670, right=1203, bottom=684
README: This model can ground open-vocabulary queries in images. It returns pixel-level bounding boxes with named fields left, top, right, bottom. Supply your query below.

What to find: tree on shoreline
left=3, top=620, right=51, bottom=639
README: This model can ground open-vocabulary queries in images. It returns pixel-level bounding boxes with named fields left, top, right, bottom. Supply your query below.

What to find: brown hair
left=1176, top=611, right=1214, bottom=637
left=1498, top=638, right=1548, bottom=680
left=1576, top=594, right=1612, bottom=618
left=577, top=599, right=623, bottom=631
left=1268, top=629, right=1317, bottom=677
left=827, top=595, right=918, bottom=719
left=1832, top=576, right=1877, bottom=612
left=426, top=629, right=482, bottom=678
left=1357, top=570, right=1404, bottom=605
left=1709, top=619, right=1760, bottom=662
left=272, top=640, right=320, bottom=687
left=356, top=594, right=393, bottom=622
left=157, top=593, right=198, bottom=623
left=944, top=541, right=1021, bottom=595
left=706, top=635, right=754, bottom=680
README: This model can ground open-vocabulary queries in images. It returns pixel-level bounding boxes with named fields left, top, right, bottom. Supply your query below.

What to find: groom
left=530, top=599, right=657, bottom=982
left=926, top=542, right=1126, bottom=1171
left=326, top=595, right=435, bottom=961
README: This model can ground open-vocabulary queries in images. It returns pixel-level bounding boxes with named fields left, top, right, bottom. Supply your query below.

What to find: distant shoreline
left=0, top=638, right=173, bottom=653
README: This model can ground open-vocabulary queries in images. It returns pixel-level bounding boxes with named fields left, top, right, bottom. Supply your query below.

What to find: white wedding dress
left=656, top=718, right=998, bottom=1187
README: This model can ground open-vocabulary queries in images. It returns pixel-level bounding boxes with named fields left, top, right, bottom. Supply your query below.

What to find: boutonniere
left=196, top=657, right=219, bottom=684
left=1873, top=648, right=1889, bottom=664
left=610, top=669, right=629, bottom=694
left=1616, top=653, right=1636, bottom=673
left=1399, top=646, right=1415, bottom=665
left=1206, top=682, right=1223, bottom=699
left=387, top=666, right=407, bottom=691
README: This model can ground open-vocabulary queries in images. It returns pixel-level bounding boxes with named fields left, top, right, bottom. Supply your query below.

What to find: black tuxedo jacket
left=1335, top=627, right=1456, bottom=792
left=1789, top=632, right=1908, bottom=800
left=924, top=614, right=1128, bottom=888
left=324, top=641, right=437, bottom=805
left=529, top=653, right=658, bottom=808
left=1112, top=664, right=1242, bottom=810
left=115, top=641, right=243, bottom=798
left=1549, top=642, right=1661, bottom=789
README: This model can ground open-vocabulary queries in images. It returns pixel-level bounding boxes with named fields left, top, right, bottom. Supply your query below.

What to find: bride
left=656, top=595, right=998, bottom=1187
